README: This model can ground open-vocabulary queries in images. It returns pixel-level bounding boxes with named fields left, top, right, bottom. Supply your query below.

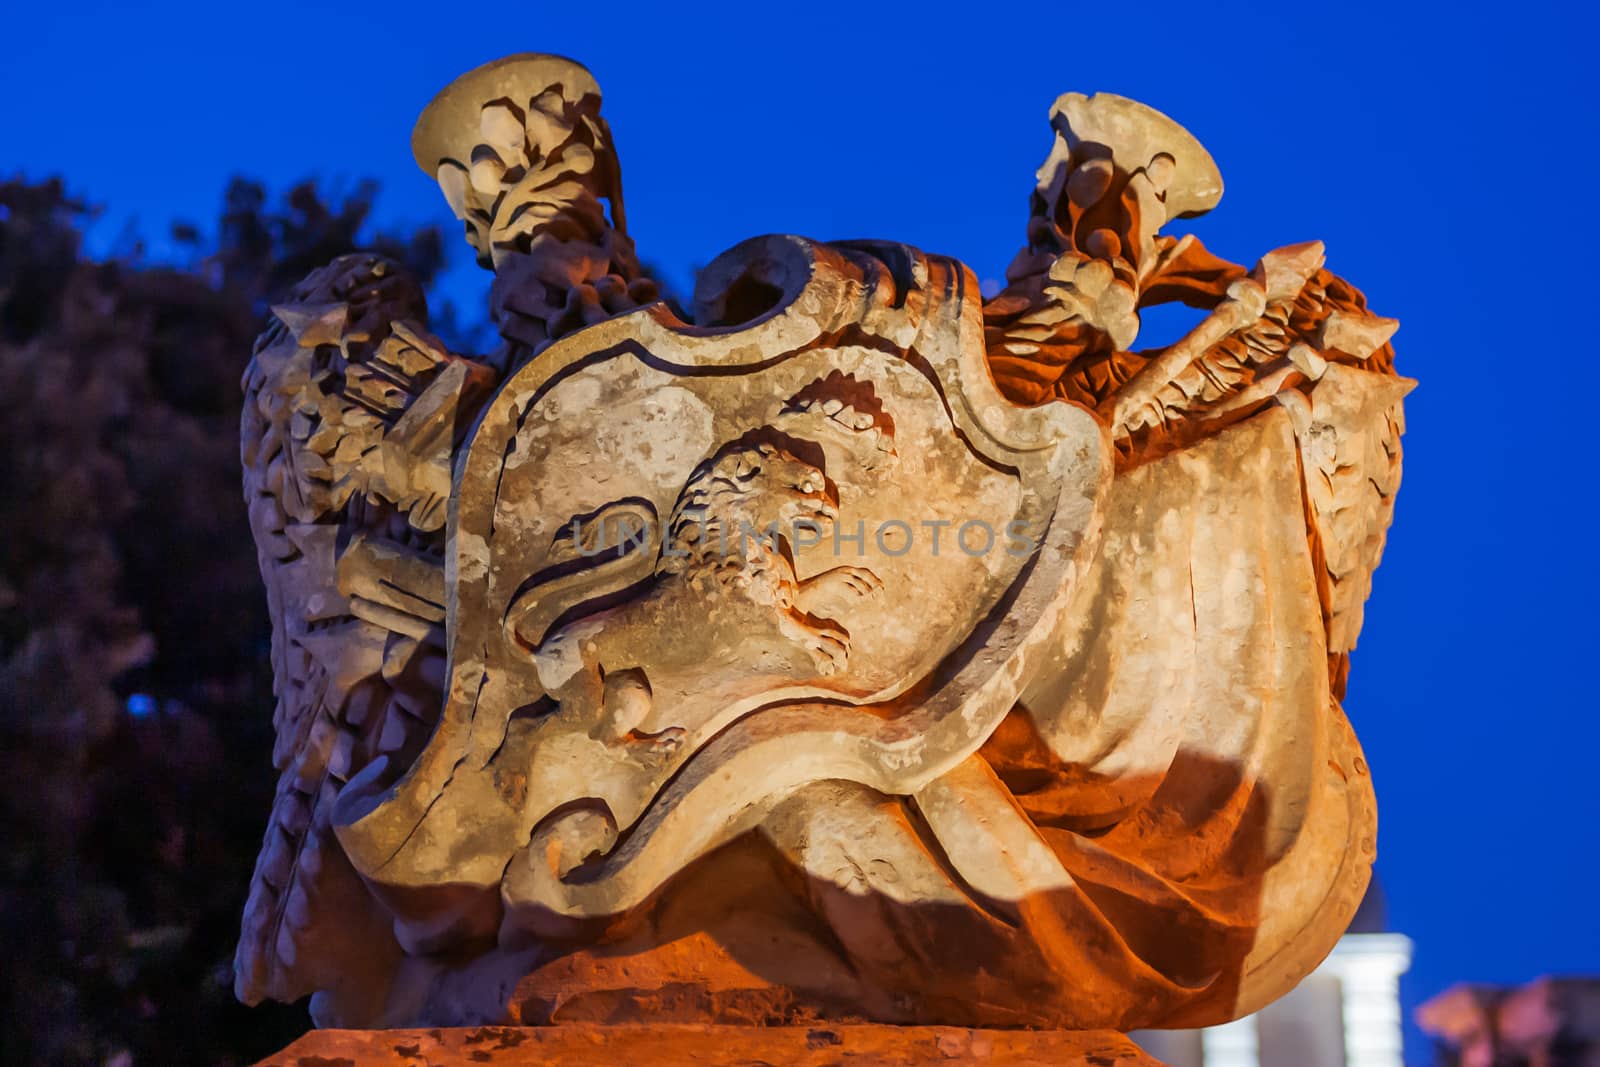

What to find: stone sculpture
left=236, top=53, right=1411, bottom=1041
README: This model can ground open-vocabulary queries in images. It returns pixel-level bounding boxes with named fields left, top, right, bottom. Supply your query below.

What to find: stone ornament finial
left=413, top=53, right=655, bottom=354
left=1047, top=92, right=1224, bottom=222
left=411, top=54, right=601, bottom=173
left=411, top=54, right=612, bottom=263
left=236, top=55, right=1412, bottom=1042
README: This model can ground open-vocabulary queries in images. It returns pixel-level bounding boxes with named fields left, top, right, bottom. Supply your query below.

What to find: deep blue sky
left=4, top=1, right=1595, bottom=1060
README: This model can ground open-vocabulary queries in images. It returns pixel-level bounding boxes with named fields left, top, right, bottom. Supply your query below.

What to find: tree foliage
left=0, top=175, right=450, bottom=1067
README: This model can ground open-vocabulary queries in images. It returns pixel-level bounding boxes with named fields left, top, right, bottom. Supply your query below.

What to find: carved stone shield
left=332, top=234, right=1107, bottom=927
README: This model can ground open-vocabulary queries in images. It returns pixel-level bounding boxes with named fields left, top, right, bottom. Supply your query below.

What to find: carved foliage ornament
left=236, top=54, right=1411, bottom=1033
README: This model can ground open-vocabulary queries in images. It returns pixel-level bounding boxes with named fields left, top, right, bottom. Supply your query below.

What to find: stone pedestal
left=255, top=1025, right=1165, bottom=1066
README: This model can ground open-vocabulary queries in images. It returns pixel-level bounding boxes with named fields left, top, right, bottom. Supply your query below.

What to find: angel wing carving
left=234, top=253, right=491, bottom=1020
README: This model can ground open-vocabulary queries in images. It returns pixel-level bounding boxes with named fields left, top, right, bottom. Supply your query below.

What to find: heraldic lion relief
left=235, top=52, right=1412, bottom=1041
left=525, top=431, right=885, bottom=752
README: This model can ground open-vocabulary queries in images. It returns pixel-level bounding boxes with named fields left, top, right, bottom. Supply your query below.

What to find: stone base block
left=256, top=1024, right=1165, bottom=1065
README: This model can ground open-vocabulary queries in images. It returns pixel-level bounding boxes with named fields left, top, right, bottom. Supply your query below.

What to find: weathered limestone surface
left=235, top=52, right=1411, bottom=1048
left=256, top=1025, right=1162, bottom=1067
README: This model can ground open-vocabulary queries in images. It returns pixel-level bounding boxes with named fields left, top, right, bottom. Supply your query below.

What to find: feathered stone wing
left=234, top=253, right=494, bottom=1021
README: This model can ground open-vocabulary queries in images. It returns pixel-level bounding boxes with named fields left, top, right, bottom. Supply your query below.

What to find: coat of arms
left=236, top=55, right=1410, bottom=1033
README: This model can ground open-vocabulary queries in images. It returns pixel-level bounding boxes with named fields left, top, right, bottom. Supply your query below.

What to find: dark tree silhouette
left=0, top=176, right=454, bottom=1067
